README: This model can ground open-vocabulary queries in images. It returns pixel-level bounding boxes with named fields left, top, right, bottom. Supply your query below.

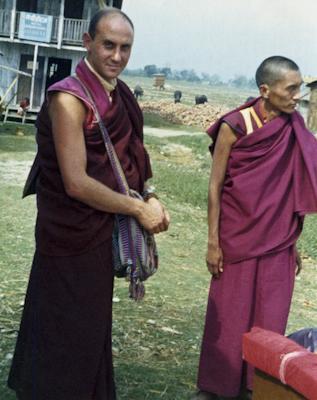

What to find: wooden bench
left=253, top=369, right=306, bottom=400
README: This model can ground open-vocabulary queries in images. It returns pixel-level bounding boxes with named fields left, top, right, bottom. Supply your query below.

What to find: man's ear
left=259, top=84, right=270, bottom=99
left=82, top=32, right=92, bottom=50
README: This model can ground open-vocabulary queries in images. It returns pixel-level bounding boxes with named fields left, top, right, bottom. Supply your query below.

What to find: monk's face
left=262, top=70, right=303, bottom=114
left=83, top=15, right=134, bottom=81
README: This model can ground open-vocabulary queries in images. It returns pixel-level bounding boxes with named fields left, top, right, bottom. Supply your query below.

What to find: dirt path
left=144, top=126, right=204, bottom=137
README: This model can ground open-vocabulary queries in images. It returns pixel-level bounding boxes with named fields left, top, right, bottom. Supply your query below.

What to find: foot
left=191, top=390, right=219, bottom=400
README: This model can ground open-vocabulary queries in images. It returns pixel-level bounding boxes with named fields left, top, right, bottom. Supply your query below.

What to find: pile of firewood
left=140, top=100, right=227, bottom=130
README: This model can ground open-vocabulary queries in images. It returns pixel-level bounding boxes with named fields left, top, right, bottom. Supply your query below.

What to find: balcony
left=0, top=9, right=89, bottom=47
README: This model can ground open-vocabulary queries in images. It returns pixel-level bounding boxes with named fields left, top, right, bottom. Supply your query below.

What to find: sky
left=122, top=0, right=317, bottom=81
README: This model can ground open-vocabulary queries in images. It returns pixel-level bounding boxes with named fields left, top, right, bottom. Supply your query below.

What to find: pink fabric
left=224, top=97, right=265, bottom=137
left=243, top=327, right=317, bottom=400
left=198, top=102, right=317, bottom=397
left=207, top=101, right=317, bottom=264
left=47, top=73, right=101, bottom=130
left=197, top=247, right=296, bottom=397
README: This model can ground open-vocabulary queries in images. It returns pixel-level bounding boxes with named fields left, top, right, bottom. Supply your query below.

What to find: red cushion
left=243, top=327, right=317, bottom=400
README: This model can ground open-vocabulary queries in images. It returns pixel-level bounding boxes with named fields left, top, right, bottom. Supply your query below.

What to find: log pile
left=140, top=100, right=227, bottom=130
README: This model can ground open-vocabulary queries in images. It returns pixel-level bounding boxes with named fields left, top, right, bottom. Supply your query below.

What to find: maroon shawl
left=35, top=59, right=152, bottom=256
left=208, top=99, right=317, bottom=264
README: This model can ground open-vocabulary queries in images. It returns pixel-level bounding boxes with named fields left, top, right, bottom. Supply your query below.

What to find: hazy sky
left=122, top=0, right=317, bottom=80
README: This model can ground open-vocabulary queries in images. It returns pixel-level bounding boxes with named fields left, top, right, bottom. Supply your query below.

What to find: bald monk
left=8, top=8, right=169, bottom=400
left=193, top=56, right=317, bottom=400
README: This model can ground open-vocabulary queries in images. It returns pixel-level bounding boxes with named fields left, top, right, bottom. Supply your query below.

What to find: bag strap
left=73, top=75, right=130, bottom=196
left=74, top=76, right=143, bottom=296
left=240, top=106, right=263, bottom=135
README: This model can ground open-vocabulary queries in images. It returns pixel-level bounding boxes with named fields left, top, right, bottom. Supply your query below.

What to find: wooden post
left=57, top=0, right=65, bottom=49
left=307, top=81, right=317, bottom=133
left=29, top=45, right=38, bottom=109
left=10, top=0, right=17, bottom=40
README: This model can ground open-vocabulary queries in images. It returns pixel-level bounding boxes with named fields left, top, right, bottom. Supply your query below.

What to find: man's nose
left=293, top=89, right=301, bottom=102
left=112, top=48, right=122, bottom=62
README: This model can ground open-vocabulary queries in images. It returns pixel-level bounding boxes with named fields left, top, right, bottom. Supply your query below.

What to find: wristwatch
left=142, top=186, right=159, bottom=201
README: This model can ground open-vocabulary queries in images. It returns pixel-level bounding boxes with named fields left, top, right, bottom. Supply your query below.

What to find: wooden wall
left=0, top=42, right=84, bottom=107
left=308, top=85, right=317, bottom=133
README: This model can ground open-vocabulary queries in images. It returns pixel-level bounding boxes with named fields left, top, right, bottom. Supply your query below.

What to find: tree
left=122, top=68, right=145, bottom=77
left=231, top=75, right=249, bottom=88
left=201, top=72, right=211, bottom=81
left=248, top=77, right=257, bottom=89
left=159, top=67, right=172, bottom=78
left=208, top=74, right=223, bottom=86
left=144, top=65, right=158, bottom=77
left=177, top=69, right=201, bottom=82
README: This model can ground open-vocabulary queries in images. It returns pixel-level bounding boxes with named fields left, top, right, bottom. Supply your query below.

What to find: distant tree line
left=122, top=64, right=257, bottom=89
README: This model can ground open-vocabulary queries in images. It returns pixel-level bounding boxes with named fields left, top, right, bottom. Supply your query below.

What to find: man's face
left=263, top=70, right=303, bottom=114
left=83, top=15, right=134, bottom=81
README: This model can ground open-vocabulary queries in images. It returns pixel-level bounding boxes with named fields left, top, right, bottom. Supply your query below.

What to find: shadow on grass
left=115, top=362, right=196, bottom=399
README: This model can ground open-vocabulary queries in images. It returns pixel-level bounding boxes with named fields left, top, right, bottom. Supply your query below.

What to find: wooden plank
left=253, top=370, right=306, bottom=400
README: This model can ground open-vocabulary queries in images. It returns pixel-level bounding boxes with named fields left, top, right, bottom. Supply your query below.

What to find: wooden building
left=0, top=0, right=122, bottom=112
left=152, top=73, right=165, bottom=90
left=307, top=80, right=317, bottom=133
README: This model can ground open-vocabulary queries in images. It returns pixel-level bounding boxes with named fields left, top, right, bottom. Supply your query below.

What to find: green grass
left=0, top=120, right=317, bottom=400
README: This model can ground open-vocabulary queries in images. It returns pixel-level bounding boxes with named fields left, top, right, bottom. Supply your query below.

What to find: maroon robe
left=35, top=59, right=152, bottom=256
left=197, top=99, right=317, bottom=397
left=8, top=59, right=152, bottom=400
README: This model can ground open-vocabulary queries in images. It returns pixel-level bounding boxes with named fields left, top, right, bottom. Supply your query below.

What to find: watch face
left=144, top=186, right=155, bottom=195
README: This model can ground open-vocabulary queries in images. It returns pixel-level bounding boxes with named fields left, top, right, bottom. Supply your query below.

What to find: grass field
left=121, top=75, right=258, bottom=109
left=0, top=106, right=317, bottom=399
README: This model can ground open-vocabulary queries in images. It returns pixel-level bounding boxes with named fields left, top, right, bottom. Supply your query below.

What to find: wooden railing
left=63, top=18, right=89, bottom=44
left=0, top=10, right=88, bottom=46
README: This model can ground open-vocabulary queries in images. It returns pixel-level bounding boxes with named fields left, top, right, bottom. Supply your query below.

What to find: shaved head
left=88, top=8, right=134, bottom=39
left=255, top=56, right=300, bottom=88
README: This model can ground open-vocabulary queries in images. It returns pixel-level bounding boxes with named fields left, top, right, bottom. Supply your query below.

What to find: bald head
left=88, top=8, right=134, bottom=39
left=255, top=56, right=300, bottom=88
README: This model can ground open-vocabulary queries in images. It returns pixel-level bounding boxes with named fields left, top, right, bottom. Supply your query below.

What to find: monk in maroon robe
left=8, top=9, right=169, bottom=400
left=194, top=56, right=317, bottom=400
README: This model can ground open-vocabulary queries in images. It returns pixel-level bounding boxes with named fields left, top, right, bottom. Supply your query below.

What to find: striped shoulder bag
left=75, top=76, right=158, bottom=300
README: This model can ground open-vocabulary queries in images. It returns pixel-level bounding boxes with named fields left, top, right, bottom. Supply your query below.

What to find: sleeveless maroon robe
left=197, top=98, right=317, bottom=397
left=35, top=59, right=152, bottom=256
left=8, top=59, right=152, bottom=400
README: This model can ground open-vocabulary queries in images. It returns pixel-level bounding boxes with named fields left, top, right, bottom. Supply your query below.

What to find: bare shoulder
left=48, top=92, right=86, bottom=121
left=217, top=122, right=238, bottom=146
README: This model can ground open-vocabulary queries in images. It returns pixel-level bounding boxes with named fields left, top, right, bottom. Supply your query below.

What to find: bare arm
left=49, top=92, right=168, bottom=233
left=206, top=122, right=237, bottom=277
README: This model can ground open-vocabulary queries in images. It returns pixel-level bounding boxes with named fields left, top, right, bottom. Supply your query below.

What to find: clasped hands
left=137, top=197, right=170, bottom=234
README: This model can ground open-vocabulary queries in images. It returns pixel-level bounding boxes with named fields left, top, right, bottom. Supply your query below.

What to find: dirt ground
left=144, top=126, right=203, bottom=137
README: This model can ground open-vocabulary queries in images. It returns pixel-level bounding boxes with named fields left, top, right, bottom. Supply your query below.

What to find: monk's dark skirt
left=8, top=240, right=116, bottom=400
